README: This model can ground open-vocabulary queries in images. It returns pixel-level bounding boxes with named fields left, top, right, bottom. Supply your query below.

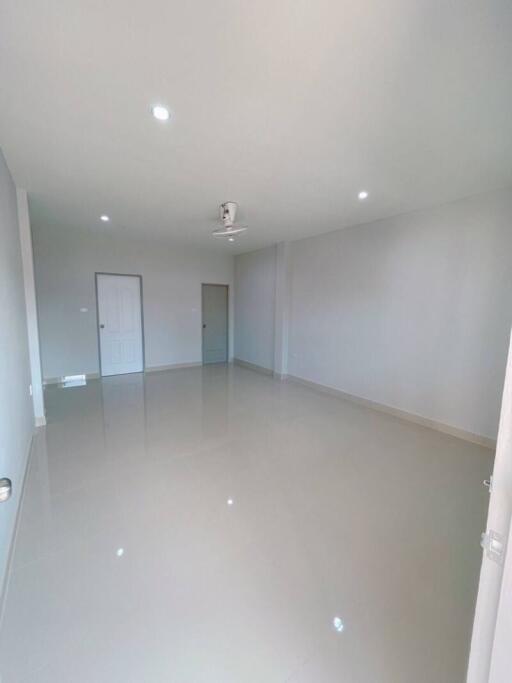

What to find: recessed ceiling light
left=152, top=105, right=170, bottom=121
left=100, top=214, right=110, bottom=222
left=116, top=548, right=125, bottom=557
left=358, top=191, right=369, bottom=200
left=333, top=616, right=344, bottom=633
left=227, top=498, right=234, bottom=506
left=228, top=237, right=235, bottom=242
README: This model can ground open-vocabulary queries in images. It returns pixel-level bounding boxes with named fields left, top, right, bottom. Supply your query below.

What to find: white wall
left=288, top=188, right=512, bottom=440
left=0, top=150, right=34, bottom=593
left=234, top=246, right=276, bottom=371
left=32, top=223, right=234, bottom=379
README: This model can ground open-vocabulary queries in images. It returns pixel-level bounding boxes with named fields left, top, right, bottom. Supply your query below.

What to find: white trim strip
left=233, top=358, right=274, bottom=376
left=286, top=374, right=496, bottom=450
left=144, top=362, right=203, bottom=373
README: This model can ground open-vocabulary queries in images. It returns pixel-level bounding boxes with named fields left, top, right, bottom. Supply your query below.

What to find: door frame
left=201, top=283, right=229, bottom=364
left=467, top=328, right=512, bottom=682
left=94, top=272, right=146, bottom=377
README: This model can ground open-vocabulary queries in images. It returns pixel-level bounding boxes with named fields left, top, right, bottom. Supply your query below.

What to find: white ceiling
left=1, top=0, right=511, bottom=253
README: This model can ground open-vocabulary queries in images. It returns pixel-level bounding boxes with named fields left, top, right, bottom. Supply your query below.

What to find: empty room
left=1, top=2, right=512, bottom=682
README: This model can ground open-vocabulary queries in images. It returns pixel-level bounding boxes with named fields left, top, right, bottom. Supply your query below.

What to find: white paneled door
left=202, top=284, right=228, bottom=364
left=96, top=274, right=143, bottom=376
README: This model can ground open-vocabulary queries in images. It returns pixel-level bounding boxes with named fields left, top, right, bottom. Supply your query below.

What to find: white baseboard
left=234, top=358, right=274, bottom=376
left=145, top=362, right=203, bottom=373
left=35, top=415, right=46, bottom=427
left=286, top=374, right=496, bottom=450
left=44, top=364, right=206, bottom=383
left=43, top=372, right=100, bottom=386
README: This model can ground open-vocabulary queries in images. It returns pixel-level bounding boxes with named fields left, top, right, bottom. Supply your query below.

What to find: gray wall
left=32, top=223, right=235, bottom=379
left=288, top=188, right=512, bottom=440
left=234, top=246, right=276, bottom=371
left=0, top=150, right=33, bottom=591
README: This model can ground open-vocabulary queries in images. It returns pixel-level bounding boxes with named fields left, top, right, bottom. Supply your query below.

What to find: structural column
left=17, top=188, right=45, bottom=426
left=273, top=241, right=291, bottom=378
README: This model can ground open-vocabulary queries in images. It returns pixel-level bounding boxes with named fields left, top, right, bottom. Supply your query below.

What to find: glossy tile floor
left=0, top=365, right=492, bottom=682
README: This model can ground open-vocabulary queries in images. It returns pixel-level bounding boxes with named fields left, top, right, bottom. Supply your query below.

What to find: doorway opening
left=202, top=284, right=229, bottom=364
left=95, top=273, right=144, bottom=377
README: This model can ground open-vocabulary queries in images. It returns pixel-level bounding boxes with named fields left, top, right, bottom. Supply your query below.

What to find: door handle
left=0, top=478, right=12, bottom=503
left=100, top=324, right=105, bottom=329
left=202, top=324, right=206, bottom=329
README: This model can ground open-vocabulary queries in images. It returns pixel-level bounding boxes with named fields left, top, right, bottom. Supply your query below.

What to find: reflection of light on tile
left=227, top=498, right=234, bottom=506
left=116, top=548, right=125, bottom=557
left=333, top=617, right=344, bottom=633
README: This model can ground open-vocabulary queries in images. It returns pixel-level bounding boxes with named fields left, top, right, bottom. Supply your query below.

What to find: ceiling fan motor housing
left=220, top=201, right=237, bottom=227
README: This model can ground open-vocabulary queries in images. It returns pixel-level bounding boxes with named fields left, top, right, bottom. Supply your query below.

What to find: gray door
left=202, top=284, right=228, bottom=364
